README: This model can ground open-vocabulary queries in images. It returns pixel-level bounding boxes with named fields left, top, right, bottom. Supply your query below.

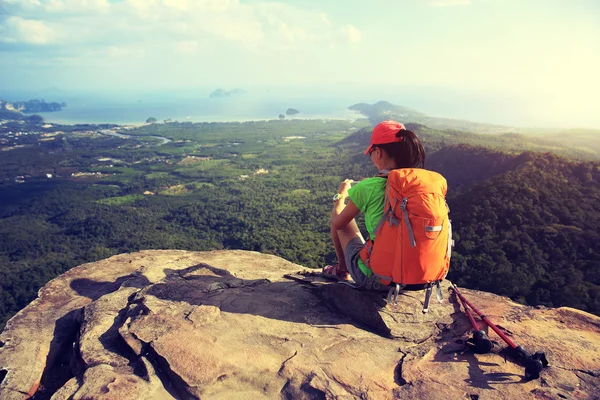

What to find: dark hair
left=376, top=129, right=425, bottom=168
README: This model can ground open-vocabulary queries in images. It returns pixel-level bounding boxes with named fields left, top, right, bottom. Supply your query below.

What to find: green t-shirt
left=348, top=176, right=387, bottom=240
left=347, top=177, right=387, bottom=275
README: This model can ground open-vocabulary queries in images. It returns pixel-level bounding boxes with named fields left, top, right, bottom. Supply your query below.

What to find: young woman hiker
left=323, top=120, right=426, bottom=284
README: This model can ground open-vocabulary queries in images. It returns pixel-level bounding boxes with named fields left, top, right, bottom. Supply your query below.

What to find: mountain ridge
left=348, top=101, right=513, bottom=134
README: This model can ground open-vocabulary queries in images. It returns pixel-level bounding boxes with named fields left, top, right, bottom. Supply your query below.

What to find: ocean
left=28, top=90, right=362, bottom=126
left=3, top=85, right=598, bottom=129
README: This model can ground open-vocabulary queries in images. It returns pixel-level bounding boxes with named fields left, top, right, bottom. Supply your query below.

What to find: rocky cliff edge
left=0, top=250, right=599, bottom=399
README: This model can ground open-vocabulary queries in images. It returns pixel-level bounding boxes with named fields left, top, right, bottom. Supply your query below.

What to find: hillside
left=534, top=128, right=600, bottom=157
left=349, top=101, right=512, bottom=134
left=1, top=250, right=598, bottom=399
left=446, top=151, right=600, bottom=314
left=338, top=121, right=600, bottom=160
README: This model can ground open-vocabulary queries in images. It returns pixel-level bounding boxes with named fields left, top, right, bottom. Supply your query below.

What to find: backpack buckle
left=387, top=283, right=403, bottom=305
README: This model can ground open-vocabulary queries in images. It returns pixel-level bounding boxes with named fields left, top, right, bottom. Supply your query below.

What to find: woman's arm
left=332, top=199, right=360, bottom=230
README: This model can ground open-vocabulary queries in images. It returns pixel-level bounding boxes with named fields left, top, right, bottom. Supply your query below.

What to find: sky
left=0, top=0, right=599, bottom=127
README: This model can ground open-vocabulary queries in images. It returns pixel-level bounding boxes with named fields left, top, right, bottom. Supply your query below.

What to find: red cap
left=364, top=120, right=406, bottom=155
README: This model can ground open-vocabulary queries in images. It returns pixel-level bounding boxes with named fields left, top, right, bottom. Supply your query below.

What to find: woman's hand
left=337, top=179, right=352, bottom=196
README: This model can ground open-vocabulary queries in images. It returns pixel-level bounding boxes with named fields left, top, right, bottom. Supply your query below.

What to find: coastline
left=34, top=96, right=363, bottom=126
left=44, top=113, right=363, bottom=127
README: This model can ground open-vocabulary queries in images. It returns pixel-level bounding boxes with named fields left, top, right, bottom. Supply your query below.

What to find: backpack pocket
left=424, top=219, right=445, bottom=240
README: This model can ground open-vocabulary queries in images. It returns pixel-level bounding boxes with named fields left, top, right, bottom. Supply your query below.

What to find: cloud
left=0, top=0, right=345, bottom=49
left=4, top=0, right=42, bottom=11
left=44, top=0, right=110, bottom=13
left=162, top=0, right=189, bottom=12
left=422, top=0, right=472, bottom=6
left=277, top=22, right=310, bottom=43
left=104, top=45, right=145, bottom=59
left=342, top=25, right=362, bottom=43
left=5, top=0, right=110, bottom=14
left=0, top=16, right=62, bottom=44
left=175, top=40, right=198, bottom=54
left=0, top=0, right=365, bottom=87
left=421, top=0, right=508, bottom=7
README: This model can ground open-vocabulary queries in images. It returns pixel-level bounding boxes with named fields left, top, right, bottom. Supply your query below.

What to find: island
left=209, top=88, right=246, bottom=99
left=286, top=108, right=300, bottom=116
left=0, top=99, right=66, bottom=114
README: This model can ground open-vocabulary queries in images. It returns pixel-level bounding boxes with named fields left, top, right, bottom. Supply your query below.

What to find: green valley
left=1, top=104, right=599, bottom=329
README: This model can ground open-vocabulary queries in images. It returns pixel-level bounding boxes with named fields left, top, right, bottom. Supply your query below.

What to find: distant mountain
left=534, top=128, right=600, bottom=157
left=348, top=101, right=422, bottom=118
left=349, top=101, right=513, bottom=134
left=209, top=88, right=246, bottom=99
left=337, top=118, right=600, bottom=160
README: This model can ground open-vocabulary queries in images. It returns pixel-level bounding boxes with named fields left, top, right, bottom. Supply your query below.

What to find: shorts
left=345, top=241, right=431, bottom=292
left=345, top=237, right=368, bottom=286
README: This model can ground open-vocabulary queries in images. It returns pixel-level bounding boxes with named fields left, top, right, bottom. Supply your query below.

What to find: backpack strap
left=422, top=283, right=433, bottom=313
left=372, top=169, right=399, bottom=238
left=447, top=219, right=453, bottom=259
left=387, top=283, right=404, bottom=305
left=338, top=274, right=391, bottom=290
left=372, top=197, right=399, bottom=237
left=436, top=281, right=444, bottom=303
left=422, top=281, right=444, bottom=313
left=338, top=280, right=367, bottom=289
left=400, top=197, right=416, bottom=247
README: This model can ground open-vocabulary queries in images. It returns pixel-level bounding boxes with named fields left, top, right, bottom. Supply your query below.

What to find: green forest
left=1, top=109, right=599, bottom=329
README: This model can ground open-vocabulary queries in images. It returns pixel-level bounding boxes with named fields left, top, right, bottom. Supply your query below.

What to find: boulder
left=0, top=250, right=598, bottom=399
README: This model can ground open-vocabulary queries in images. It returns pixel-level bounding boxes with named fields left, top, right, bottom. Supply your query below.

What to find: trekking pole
left=450, top=284, right=548, bottom=379
left=451, top=286, right=493, bottom=354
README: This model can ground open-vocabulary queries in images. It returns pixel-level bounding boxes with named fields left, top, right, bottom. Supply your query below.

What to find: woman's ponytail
left=378, top=129, right=426, bottom=168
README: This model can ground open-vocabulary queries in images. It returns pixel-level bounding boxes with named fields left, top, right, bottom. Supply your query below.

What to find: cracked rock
left=0, top=250, right=598, bottom=399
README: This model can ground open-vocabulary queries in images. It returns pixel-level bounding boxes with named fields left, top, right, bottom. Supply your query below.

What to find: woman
left=323, top=120, right=426, bottom=285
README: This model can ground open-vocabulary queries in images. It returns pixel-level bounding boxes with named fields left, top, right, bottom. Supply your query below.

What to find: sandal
left=322, top=264, right=351, bottom=281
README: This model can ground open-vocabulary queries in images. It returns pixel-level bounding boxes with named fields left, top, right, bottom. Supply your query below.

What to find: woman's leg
left=330, top=218, right=364, bottom=272
left=330, top=223, right=346, bottom=271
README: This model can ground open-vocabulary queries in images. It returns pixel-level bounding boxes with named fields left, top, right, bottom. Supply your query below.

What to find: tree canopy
left=0, top=119, right=598, bottom=330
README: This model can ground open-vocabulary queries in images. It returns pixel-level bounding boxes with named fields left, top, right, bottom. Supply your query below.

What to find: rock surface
left=0, top=250, right=598, bottom=399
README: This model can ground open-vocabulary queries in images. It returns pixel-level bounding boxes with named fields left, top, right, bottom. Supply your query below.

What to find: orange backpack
left=359, top=168, right=453, bottom=312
